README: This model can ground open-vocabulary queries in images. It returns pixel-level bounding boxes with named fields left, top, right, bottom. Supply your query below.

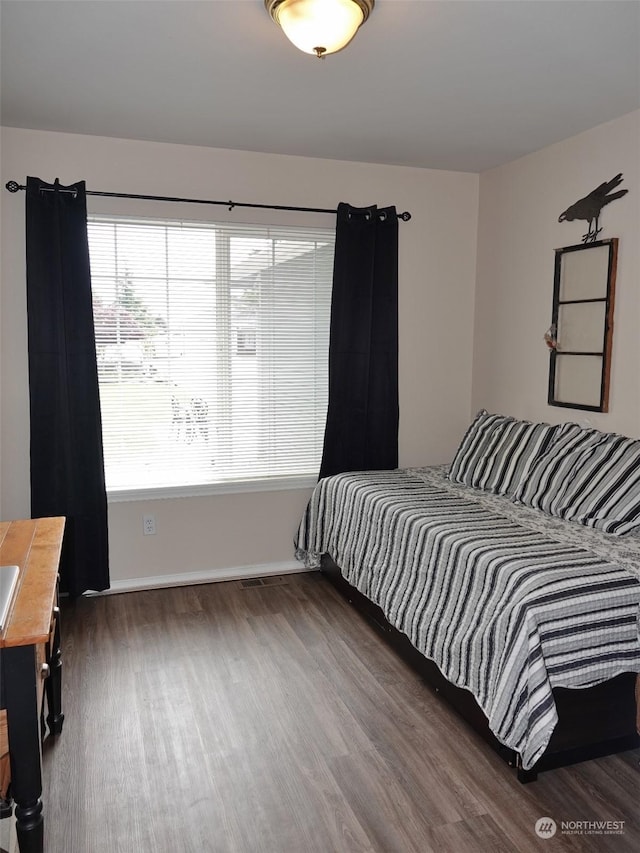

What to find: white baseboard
left=89, top=560, right=314, bottom=596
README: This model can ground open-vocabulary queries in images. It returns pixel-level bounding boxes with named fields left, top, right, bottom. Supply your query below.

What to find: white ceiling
left=1, top=0, right=639, bottom=173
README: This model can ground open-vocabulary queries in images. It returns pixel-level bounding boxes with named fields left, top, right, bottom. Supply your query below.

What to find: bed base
left=320, top=556, right=640, bottom=783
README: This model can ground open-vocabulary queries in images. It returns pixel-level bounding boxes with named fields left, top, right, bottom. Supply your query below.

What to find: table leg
left=14, top=800, right=43, bottom=853
left=45, top=606, right=64, bottom=736
left=3, top=645, right=44, bottom=853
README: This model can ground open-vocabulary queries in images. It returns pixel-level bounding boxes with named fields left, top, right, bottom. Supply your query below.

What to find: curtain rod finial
left=399, top=211, right=411, bottom=221
left=6, top=181, right=21, bottom=193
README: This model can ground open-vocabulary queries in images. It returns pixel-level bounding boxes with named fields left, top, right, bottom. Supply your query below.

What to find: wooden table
left=0, top=517, right=65, bottom=853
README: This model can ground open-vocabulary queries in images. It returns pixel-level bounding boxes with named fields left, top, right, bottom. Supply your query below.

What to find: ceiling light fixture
left=265, top=0, right=374, bottom=59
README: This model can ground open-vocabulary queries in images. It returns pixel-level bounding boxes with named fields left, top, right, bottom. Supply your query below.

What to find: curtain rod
left=4, top=180, right=411, bottom=221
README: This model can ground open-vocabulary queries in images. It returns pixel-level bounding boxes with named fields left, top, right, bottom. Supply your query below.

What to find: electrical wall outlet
left=143, top=514, right=156, bottom=536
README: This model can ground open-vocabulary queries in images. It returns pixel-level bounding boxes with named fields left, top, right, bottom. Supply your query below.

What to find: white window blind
left=87, top=215, right=334, bottom=497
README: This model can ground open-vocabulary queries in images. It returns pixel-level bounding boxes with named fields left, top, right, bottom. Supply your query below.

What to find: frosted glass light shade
left=266, top=0, right=374, bottom=57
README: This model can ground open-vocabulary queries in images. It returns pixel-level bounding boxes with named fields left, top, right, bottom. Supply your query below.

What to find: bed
left=295, top=412, right=640, bottom=781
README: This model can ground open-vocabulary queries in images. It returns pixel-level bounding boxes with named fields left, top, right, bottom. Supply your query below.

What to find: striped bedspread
left=295, top=466, right=640, bottom=770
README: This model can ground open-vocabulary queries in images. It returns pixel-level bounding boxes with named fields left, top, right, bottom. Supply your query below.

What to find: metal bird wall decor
left=558, top=174, right=628, bottom=243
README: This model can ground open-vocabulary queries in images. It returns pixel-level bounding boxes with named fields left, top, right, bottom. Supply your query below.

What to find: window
left=87, top=216, right=334, bottom=498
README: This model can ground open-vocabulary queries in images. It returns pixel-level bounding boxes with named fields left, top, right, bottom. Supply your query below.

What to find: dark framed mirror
left=548, top=239, right=618, bottom=412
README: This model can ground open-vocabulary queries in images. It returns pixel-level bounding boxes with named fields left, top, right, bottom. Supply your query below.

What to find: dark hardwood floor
left=14, top=572, right=640, bottom=852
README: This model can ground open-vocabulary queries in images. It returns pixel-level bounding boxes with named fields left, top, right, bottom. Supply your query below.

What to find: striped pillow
left=515, top=426, right=640, bottom=535
left=448, top=411, right=558, bottom=496
left=513, top=422, right=597, bottom=510
left=447, top=410, right=503, bottom=484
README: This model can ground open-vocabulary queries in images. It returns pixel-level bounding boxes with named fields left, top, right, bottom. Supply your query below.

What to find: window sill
left=107, top=475, right=319, bottom=503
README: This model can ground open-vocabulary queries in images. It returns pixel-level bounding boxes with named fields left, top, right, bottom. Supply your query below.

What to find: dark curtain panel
left=319, top=202, right=399, bottom=479
left=26, top=177, right=110, bottom=595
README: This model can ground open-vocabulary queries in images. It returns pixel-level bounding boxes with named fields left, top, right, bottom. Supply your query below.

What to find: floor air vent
left=239, top=576, right=288, bottom=589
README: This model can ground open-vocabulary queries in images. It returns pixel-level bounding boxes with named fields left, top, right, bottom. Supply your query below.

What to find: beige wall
left=473, top=110, right=640, bottom=437
left=3, top=115, right=638, bottom=589
left=0, top=127, right=479, bottom=585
